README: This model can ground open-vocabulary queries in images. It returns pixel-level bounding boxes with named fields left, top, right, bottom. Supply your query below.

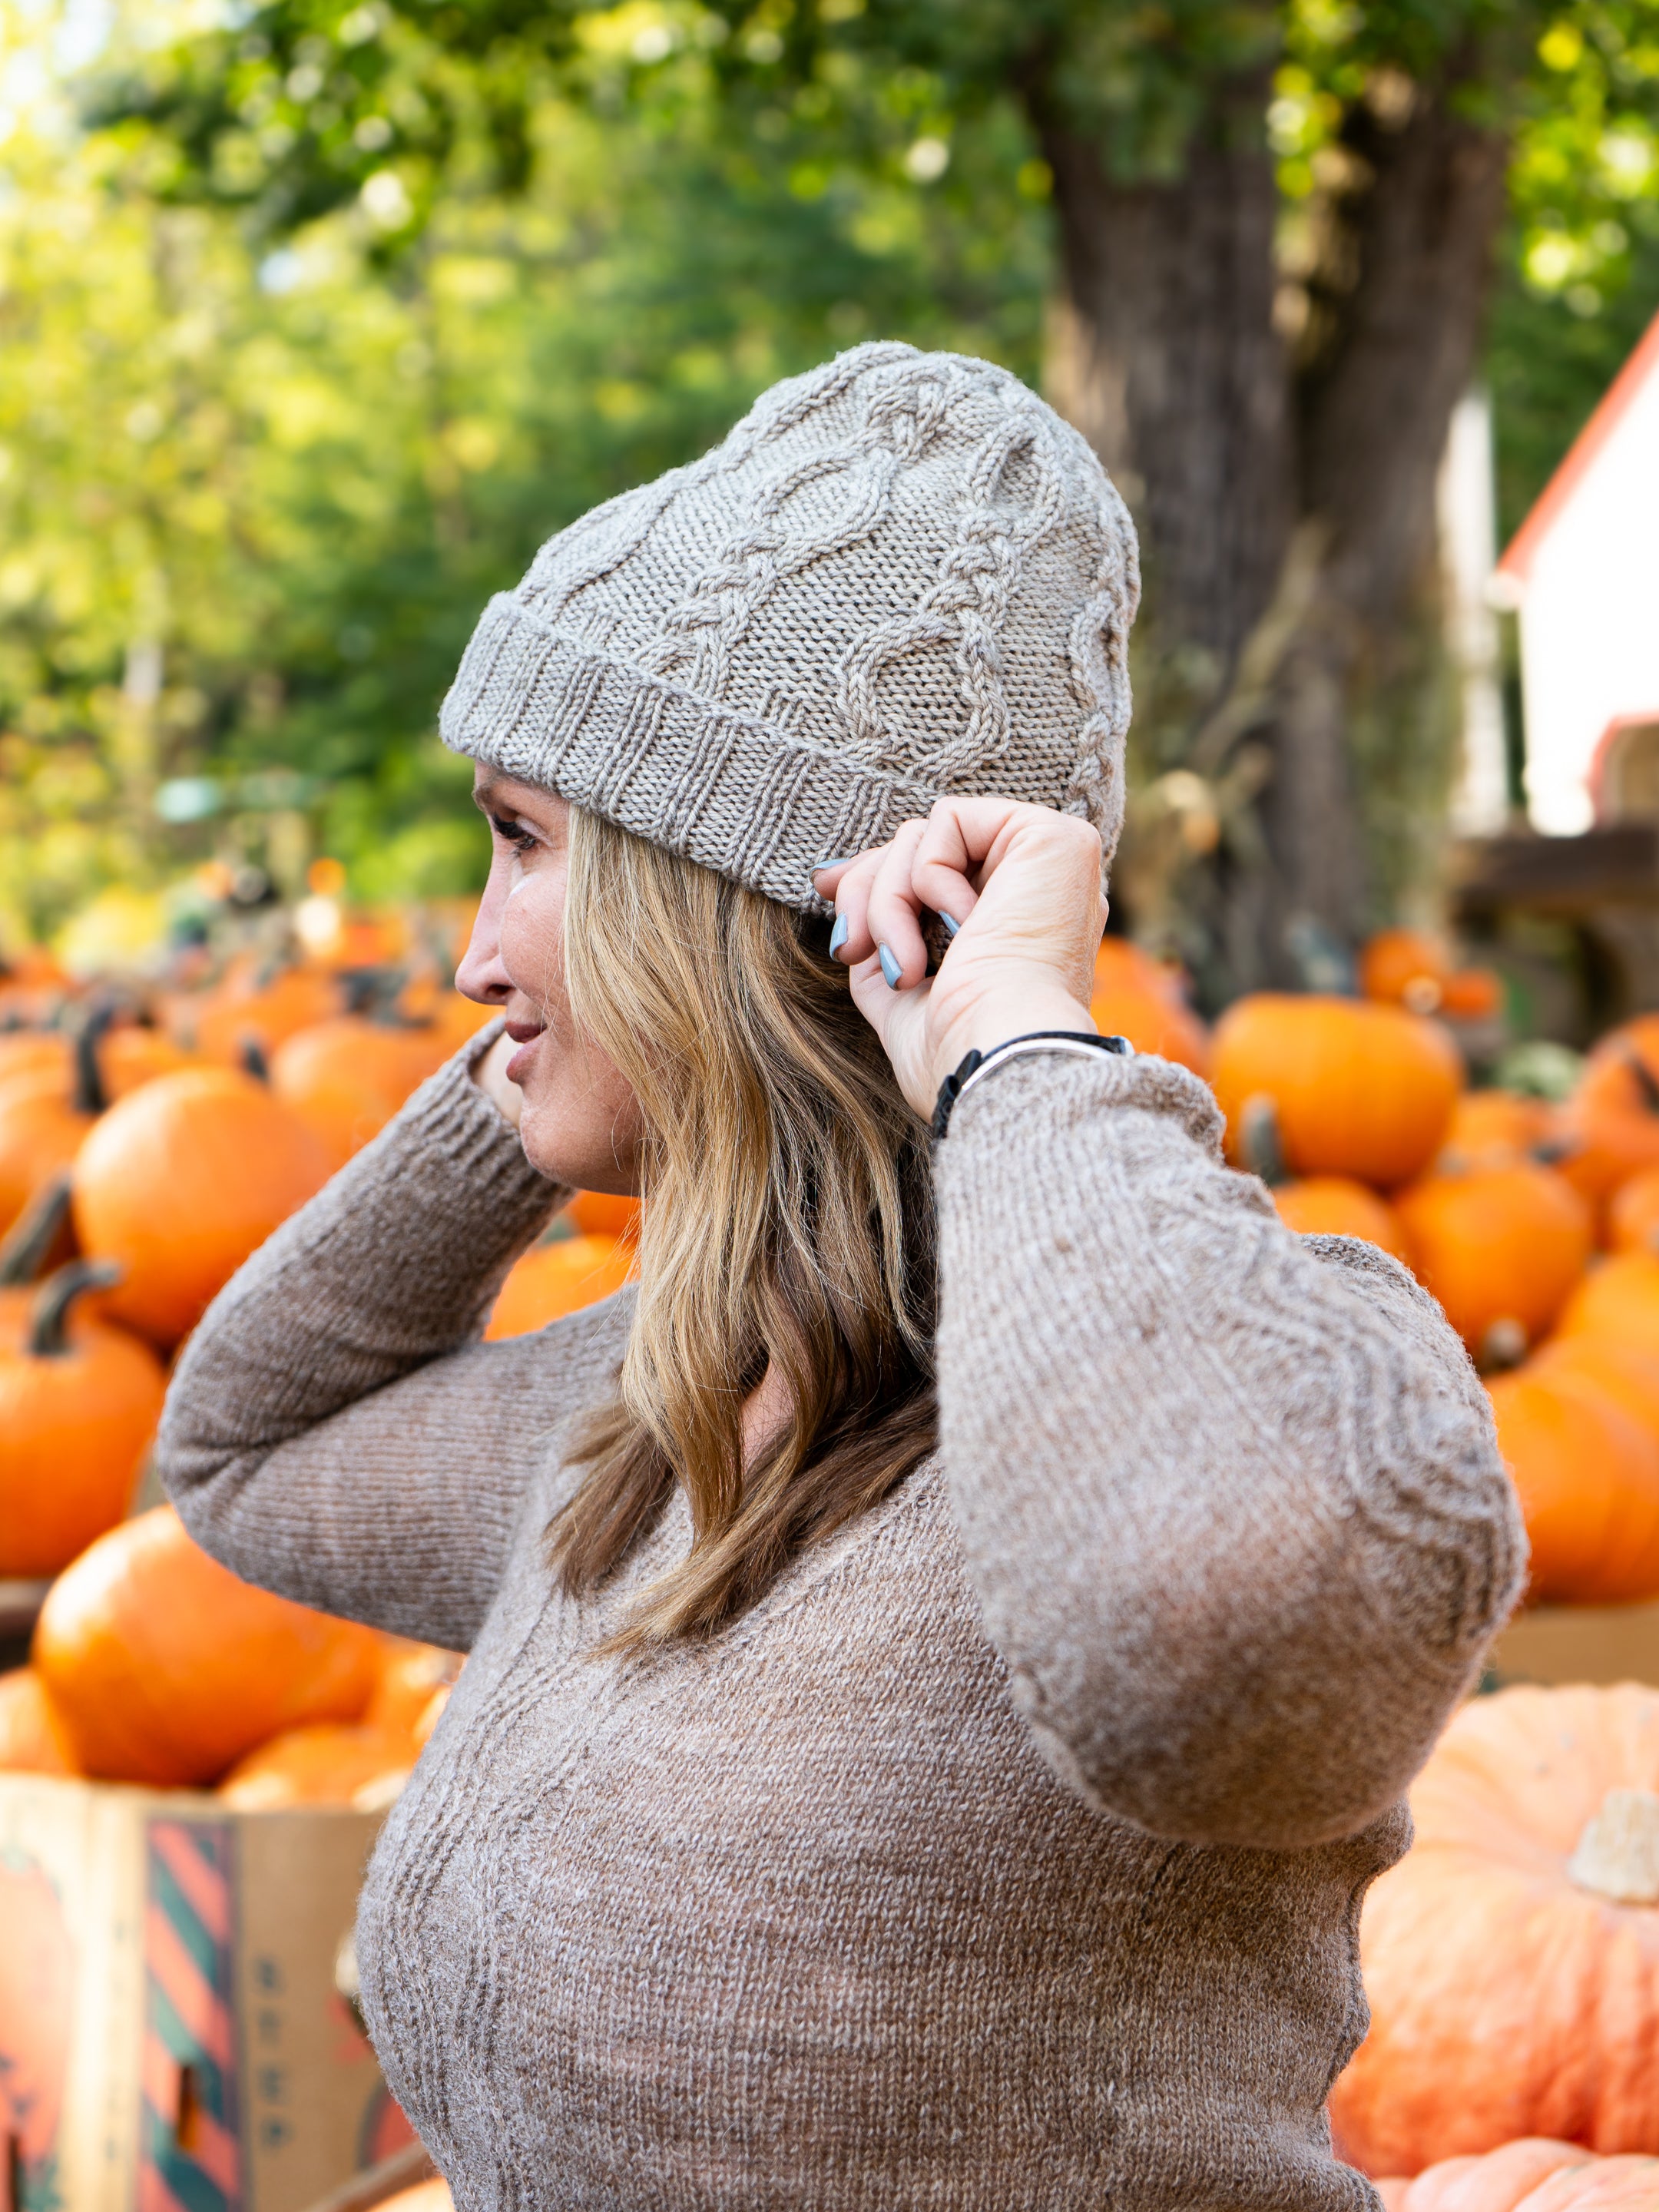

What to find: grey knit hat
left=440, top=342, right=1139, bottom=912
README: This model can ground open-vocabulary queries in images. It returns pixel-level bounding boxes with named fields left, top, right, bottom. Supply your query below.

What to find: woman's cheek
left=499, top=868, right=567, bottom=1015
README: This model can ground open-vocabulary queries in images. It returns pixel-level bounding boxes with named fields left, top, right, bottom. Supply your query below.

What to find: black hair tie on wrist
left=931, top=1031, right=1133, bottom=1143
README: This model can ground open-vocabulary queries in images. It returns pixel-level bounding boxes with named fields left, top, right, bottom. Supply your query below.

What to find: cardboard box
left=1489, top=1598, right=1659, bottom=1687
left=0, top=1776, right=416, bottom=2212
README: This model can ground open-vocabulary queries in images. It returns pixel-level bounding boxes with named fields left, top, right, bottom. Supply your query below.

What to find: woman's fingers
left=864, top=822, right=931, bottom=986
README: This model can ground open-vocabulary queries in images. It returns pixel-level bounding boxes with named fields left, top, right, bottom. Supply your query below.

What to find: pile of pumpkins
left=0, top=919, right=637, bottom=1802
left=1094, top=928, right=1659, bottom=1611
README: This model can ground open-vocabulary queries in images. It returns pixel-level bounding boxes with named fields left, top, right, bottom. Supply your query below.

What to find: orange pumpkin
left=1395, top=1164, right=1591, bottom=1364
left=33, top=1504, right=384, bottom=1786
left=0, top=1260, right=167, bottom=1577
left=179, top=963, right=344, bottom=1065
left=1437, top=1091, right=1561, bottom=1173
left=1212, top=995, right=1462, bottom=1189
left=1375, top=2141, right=1659, bottom=2212
left=71, top=1068, right=329, bottom=1346
left=0, top=1033, right=71, bottom=1088
left=1359, top=928, right=1454, bottom=1014
left=217, top=1720, right=416, bottom=1810
left=485, top=1235, right=634, bottom=1339
left=1609, top=1166, right=1659, bottom=1257
left=1088, top=940, right=1212, bottom=1077
left=1439, top=967, right=1505, bottom=1022
left=1556, top=1253, right=1659, bottom=1355
left=270, top=1018, right=452, bottom=1171
left=0, top=1065, right=95, bottom=1239
left=366, top=1641, right=460, bottom=1739
left=1271, top=1177, right=1410, bottom=1260
left=565, top=1191, right=642, bottom=1241
left=1558, top=1017, right=1659, bottom=1214
left=1531, top=1336, right=1659, bottom=1449
left=379, top=2182, right=452, bottom=2212
left=1485, top=1365, right=1659, bottom=1603
left=0, top=1667, right=80, bottom=1776
left=1330, top=1685, right=1659, bottom=2177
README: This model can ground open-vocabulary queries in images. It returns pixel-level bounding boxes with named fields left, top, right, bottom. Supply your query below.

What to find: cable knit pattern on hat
left=156, top=1032, right=1525, bottom=2210
left=439, top=343, right=1138, bottom=908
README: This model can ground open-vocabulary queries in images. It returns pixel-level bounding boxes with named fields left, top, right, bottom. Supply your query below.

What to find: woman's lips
left=504, top=1020, right=545, bottom=1088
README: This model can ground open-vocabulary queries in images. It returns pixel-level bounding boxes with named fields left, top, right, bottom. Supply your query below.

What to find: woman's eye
left=490, top=814, right=538, bottom=853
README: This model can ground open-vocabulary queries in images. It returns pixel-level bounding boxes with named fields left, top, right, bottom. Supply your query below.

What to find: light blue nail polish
left=829, top=914, right=849, bottom=958
left=940, top=912, right=959, bottom=939
left=879, top=943, right=902, bottom=989
left=812, top=854, right=859, bottom=873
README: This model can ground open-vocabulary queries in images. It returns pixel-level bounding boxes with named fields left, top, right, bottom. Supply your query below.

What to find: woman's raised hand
left=812, top=796, right=1104, bottom=1121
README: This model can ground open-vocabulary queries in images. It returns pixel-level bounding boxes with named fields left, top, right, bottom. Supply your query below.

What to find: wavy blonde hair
left=549, top=806, right=938, bottom=1648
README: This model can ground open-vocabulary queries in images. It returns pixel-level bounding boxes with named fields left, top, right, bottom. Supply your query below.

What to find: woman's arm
left=156, top=1028, right=623, bottom=1650
left=932, top=1047, right=1526, bottom=1853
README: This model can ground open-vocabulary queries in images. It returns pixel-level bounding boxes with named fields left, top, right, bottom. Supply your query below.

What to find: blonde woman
left=159, top=345, right=1522, bottom=2211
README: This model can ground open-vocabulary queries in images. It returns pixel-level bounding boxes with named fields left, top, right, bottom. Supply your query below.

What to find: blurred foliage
left=2, top=0, right=1657, bottom=949
left=0, top=1, right=1046, bottom=944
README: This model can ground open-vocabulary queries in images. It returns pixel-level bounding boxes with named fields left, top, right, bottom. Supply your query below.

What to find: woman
left=159, top=343, right=1523, bottom=2210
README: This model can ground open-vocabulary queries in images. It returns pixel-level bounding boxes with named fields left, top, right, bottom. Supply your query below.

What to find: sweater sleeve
left=932, top=1048, right=1526, bottom=1853
left=155, top=1024, right=627, bottom=1651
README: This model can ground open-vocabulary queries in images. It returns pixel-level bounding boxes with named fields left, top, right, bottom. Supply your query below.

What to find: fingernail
left=829, top=914, right=848, bottom=959
left=878, top=943, right=902, bottom=989
left=940, top=912, right=959, bottom=939
left=811, top=854, right=859, bottom=875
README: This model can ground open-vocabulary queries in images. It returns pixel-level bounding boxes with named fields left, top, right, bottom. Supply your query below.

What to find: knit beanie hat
left=440, top=342, right=1139, bottom=913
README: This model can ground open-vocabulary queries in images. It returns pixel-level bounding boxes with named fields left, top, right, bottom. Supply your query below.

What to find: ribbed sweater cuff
left=941, top=1046, right=1224, bottom=1163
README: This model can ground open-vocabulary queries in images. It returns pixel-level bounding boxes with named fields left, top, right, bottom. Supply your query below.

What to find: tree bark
left=1031, top=65, right=1511, bottom=990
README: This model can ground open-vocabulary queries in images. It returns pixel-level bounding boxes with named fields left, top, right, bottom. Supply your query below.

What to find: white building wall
left=1517, top=362, right=1659, bottom=833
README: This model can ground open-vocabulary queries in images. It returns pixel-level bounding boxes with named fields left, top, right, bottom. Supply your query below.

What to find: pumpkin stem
left=1627, top=1048, right=1659, bottom=1118
left=1238, top=1094, right=1287, bottom=1187
left=1479, top=1317, right=1529, bottom=1372
left=70, top=1005, right=113, bottom=1117
left=27, top=1258, right=122, bottom=1358
left=0, top=1174, right=74, bottom=1286
left=1568, top=1787, right=1659, bottom=1905
left=239, top=1035, right=270, bottom=1083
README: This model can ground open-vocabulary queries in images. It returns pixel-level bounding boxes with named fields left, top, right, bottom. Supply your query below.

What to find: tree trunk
left=1031, top=65, right=1511, bottom=992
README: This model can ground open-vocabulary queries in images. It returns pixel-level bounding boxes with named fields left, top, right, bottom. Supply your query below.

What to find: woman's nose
left=456, top=914, right=512, bottom=1005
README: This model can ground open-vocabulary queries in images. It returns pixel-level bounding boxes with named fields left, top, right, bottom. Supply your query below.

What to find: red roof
left=1497, top=303, right=1659, bottom=587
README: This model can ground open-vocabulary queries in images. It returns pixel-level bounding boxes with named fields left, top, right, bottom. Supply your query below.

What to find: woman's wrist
left=928, top=988, right=1097, bottom=1104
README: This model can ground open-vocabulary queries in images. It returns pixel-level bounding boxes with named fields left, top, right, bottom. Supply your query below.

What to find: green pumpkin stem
left=71, top=1006, right=113, bottom=1117
left=1238, top=1094, right=1288, bottom=1187
left=28, top=1258, right=122, bottom=1358
left=0, top=1174, right=74, bottom=1286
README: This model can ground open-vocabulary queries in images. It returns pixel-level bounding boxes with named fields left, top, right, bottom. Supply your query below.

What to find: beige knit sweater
left=157, top=1031, right=1524, bottom=2211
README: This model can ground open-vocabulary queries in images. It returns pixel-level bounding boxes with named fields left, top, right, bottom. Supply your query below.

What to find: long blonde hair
left=548, top=806, right=938, bottom=1648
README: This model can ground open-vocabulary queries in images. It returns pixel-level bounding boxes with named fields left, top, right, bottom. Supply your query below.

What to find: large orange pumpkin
left=1395, top=1164, right=1591, bottom=1364
left=217, top=1720, right=416, bottom=1810
left=1486, top=1365, right=1659, bottom=1604
left=565, top=1190, right=642, bottom=1241
left=1330, top=1685, right=1659, bottom=2177
left=1609, top=1167, right=1659, bottom=1257
left=71, top=1067, right=329, bottom=1345
left=1557, top=1253, right=1659, bottom=1355
left=379, top=2183, right=452, bottom=2212
left=1531, top=1336, right=1659, bottom=1449
left=1271, top=1177, right=1409, bottom=1260
left=1558, top=1017, right=1659, bottom=1214
left=1437, top=1091, right=1562, bottom=1173
left=177, top=962, right=344, bottom=1065
left=1088, top=941, right=1212, bottom=1078
left=1359, top=928, right=1454, bottom=1014
left=0, top=1667, right=79, bottom=1776
left=0, top=1260, right=167, bottom=1577
left=1213, top=995, right=1462, bottom=1188
left=1376, top=2141, right=1659, bottom=2212
left=365, top=1641, right=460, bottom=1737
left=270, top=1018, right=451, bottom=1171
left=485, top=1234, right=634, bottom=1339
left=0, top=1066, right=95, bottom=1239
left=33, top=1504, right=383, bottom=1786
